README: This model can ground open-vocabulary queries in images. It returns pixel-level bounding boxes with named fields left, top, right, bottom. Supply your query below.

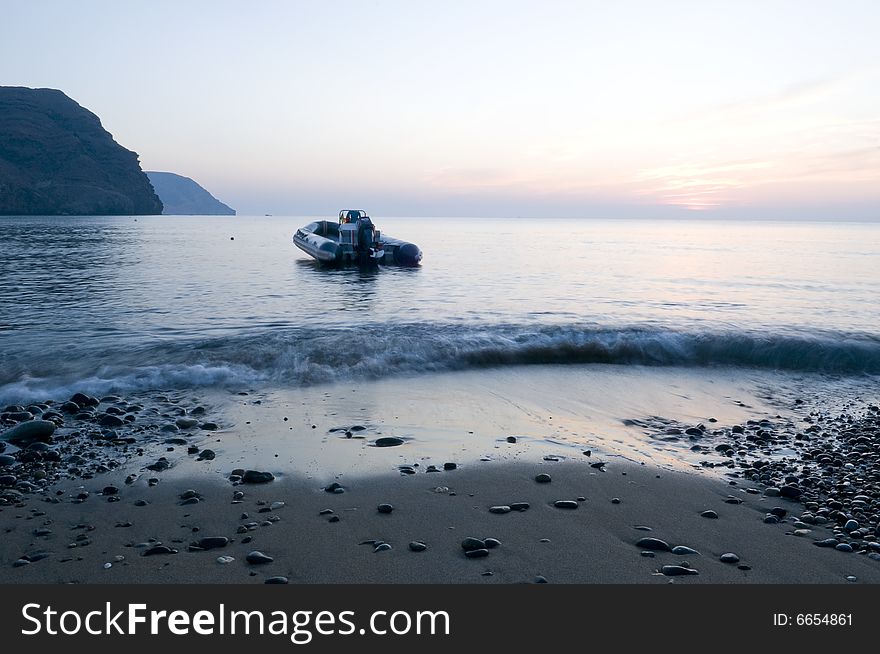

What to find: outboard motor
left=355, top=216, right=377, bottom=264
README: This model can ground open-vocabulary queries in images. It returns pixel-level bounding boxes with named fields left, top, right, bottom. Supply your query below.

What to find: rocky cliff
left=145, top=171, right=235, bottom=215
left=0, top=86, right=163, bottom=215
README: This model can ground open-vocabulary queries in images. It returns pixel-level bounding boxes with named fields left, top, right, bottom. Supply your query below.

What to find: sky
left=1, top=0, right=879, bottom=219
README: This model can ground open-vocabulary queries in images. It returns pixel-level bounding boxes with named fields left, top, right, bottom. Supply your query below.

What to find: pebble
left=142, top=545, right=178, bottom=556
left=246, top=550, right=274, bottom=564
left=374, top=543, right=392, bottom=553
left=270, top=501, right=285, bottom=511
left=461, top=537, right=486, bottom=551
left=661, top=565, right=699, bottom=576
left=844, top=519, right=860, bottom=532
left=265, top=576, right=289, bottom=584
left=464, top=548, right=489, bottom=558
left=217, top=556, right=235, bottom=564
left=374, top=437, right=405, bottom=447
left=611, top=498, right=621, bottom=504
left=377, top=503, right=394, bottom=514
left=671, top=546, right=699, bottom=555
left=535, top=473, right=552, bottom=484
left=553, top=500, right=578, bottom=509
left=489, top=505, right=511, bottom=514
left=443, top=462, right=457, bottom=471
left=700, top=510, right=718, bottom=519
left=835, top=543, right=854, bottom=553
left=242, top=470, right=275, bottom=484
left=0, top=420, right=56, bottom=445
left=509, top=502, right=530, bottom=512
left=195, top=537, right=229, bottom=550
left=636, top=538, right=672, bottom=552
left=483, top=538, right=501, bottom=549
left=720, top=553, right=740, bottom=563
left=97, top=414, right=124, bottom=428
left=779, top=485, right=802, bottom=499
left=409, top=541, right=427, bottom=552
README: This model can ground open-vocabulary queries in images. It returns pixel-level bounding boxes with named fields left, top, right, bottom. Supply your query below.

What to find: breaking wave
left=1, top=323, right=879, bottom=404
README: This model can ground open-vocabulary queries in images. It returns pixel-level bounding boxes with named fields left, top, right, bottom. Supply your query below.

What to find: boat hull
left=293, top=220, right=422, bottom=266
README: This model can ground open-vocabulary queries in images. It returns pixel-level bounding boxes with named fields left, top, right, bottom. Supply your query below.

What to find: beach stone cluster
left=0, top=391, right=222, bottom=508
left=660, top=403, right=880, bottom=559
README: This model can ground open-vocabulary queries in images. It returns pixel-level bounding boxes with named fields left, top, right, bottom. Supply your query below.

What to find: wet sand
left=2, top=369, right=879, bottom=584
left=3, top=459, right=880, bottom=584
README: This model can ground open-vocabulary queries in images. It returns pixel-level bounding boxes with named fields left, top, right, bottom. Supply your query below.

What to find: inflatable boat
left=293, top=210, right=422, bottom=266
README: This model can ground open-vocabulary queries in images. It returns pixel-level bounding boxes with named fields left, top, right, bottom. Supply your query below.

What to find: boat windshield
left=339, top=209, right=367, bottom=223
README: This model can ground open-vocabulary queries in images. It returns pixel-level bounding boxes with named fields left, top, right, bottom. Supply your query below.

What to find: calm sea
left=0, top=215, right=878, bottom=404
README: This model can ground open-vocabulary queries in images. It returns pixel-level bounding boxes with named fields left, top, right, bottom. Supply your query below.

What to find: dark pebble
left=242, top=470, right=275, bottom=484
left=246, top=550, right=274, bottom=564
left=374, top=437, right=405, bottom=447
left=553, top=500, right=578, bottom=509
left=635, top=537, right=672, bottom=552
left=142, top=545, right=178, bottom=556
left=461, top=537, right=486, bottom=551
left=196, top=537, right=229, bottom=550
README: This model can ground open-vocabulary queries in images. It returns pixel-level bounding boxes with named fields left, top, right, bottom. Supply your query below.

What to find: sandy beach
left=3, top=369, right=879, bottom=584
